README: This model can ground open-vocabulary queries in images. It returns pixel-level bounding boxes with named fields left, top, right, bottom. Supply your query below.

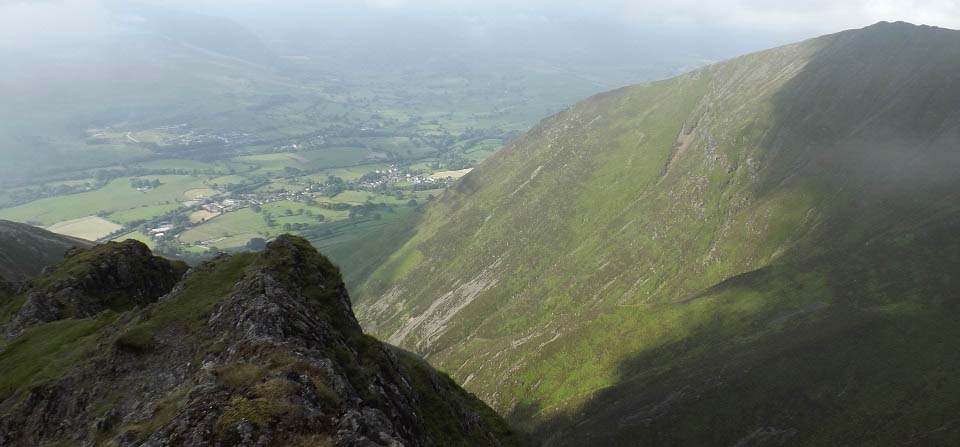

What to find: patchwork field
left=47, top=216, right=122, bottom=241
left=0, top=176, right=208, bottom=225
left=183, top=188, right=220, bottom=200
left=189, top=210, right=221, bottom=224
left=235, top=148, right=374, bottom=176
left=112, top=230, right=156, bottom=248
left=429, top=168, right=474, bottom=179
left=108, top=204, right=181, bottom=224
left=179, top=209, right=270, bottom=248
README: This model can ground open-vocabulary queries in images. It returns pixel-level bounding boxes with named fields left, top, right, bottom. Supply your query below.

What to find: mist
left=0, top=0, right=957, bottom=183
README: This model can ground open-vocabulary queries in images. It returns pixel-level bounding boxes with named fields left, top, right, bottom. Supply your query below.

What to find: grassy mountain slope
left=354, top=22, right=960, bottom=444
left=0, top=220, right=92, bottom=282
left=0, top=235, right=523, bottom=446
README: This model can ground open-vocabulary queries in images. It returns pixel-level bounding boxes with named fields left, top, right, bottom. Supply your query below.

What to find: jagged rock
left=0, top=235, right=522, bottom=447
left=4, top=240, right=187, bottom=336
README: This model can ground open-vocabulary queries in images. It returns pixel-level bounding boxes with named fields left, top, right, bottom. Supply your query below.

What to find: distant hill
left=355, top=22, right=960, bottom=445
left=0, top=236, right=523, bottom=446
left=0, top=220, right=92, bottom=282
left=110, top=3, right=278, bottom=66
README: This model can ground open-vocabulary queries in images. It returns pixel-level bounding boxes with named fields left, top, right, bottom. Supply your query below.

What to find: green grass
left=45, top=216, right=122, bottom=241
left=309, top=164, right=390, bottom=182
left=0, top=313, right=118, bottom=401
left=136, top=158, right=240, bottom=172
left=112, top=231, right=156, bottom=248
left=181, top=193, right=415, bottom=250
left=396, top=350, right=526, bottom=446
left=235, top=148, right=372, bottom=176
left=0, top=176, right=207, bottom=226
left=321, top=206, right=421, bottom=288
left=353, top=24, right=960, bottom=445
left=0, top=295, right=26, bottom=327
left=208, top=175, right=250, bottom=186
left=108, top=204, right=181, bottom=224
left=262, top=200, right=349, bottom=222
left=179, top=209, right=267, bottom=247
left=118, top=252, right=255, bottom=345
left=318, top=190, right=374, bottom=204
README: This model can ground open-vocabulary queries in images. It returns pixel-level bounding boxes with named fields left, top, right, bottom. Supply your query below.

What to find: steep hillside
left=0, top=235, right=522, bottom=446
left=0, top=220, right=92, bottom=282
left=355, top=22, right=960, bottom=444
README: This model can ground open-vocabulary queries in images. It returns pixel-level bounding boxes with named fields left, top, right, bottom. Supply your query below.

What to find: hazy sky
left=161, top=0, right=960, bottom=32
left=1, top=0, right=958, bottom=34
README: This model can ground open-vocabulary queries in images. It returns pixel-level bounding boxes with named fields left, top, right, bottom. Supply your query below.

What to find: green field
left=136, top=158, right=240, bottom=172
left=0, top=176, right=208, bottom=226
left=207, top=175, right=250, bottom=187
left=236, top=148, right=374, bottom=176
left=108, top=204, right=181, bottom=224
left=0, top=33, right=596, bottom=262
left=112, top=230, right=157, bottom=249
left=179, top=208, right=267, bottom=248
left=309, top=164, right=392, bottom=182
left=46, top=216, right=122, bottom=242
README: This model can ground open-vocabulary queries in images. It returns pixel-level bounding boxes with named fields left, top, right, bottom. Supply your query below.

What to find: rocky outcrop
left=0, top=235, right=522, bottom=447
left=4, top=240, right=187, bottom=336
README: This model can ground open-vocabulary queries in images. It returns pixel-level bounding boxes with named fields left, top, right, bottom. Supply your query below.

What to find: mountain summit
left=354, top=22, right=960, bottom=445
left=0, top=235, right=522, bottom=446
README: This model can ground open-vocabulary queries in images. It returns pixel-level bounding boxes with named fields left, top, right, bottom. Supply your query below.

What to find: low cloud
left=178, top=0, right=960, bottom=36
left=0, top=0, right=117, bottom=49
left=1, top=0, right=957, bottom=51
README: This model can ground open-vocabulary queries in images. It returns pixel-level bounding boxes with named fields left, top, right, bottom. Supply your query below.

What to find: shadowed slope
left=354, top=22, right=960, bottom=444
left=0, top=220, right=92, bottom=282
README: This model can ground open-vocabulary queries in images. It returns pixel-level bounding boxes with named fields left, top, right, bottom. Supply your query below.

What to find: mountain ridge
left=0, top=235, right=523, bottom=446
left=353, top=21, right=960, bottom=445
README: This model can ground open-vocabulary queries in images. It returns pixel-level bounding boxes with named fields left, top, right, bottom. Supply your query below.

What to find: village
left=138, top=163, right=471, bottom=249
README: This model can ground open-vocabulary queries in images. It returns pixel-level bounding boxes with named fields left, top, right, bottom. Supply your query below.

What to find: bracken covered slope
left=0, top=235, right=522, bottom=447
left=354, top=22, right=960, bottom=445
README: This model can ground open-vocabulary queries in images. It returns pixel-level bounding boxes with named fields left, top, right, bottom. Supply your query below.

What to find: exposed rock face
left=4, top=240, right=187, bottom=336
left=0, top=236, right=521, bottom=447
